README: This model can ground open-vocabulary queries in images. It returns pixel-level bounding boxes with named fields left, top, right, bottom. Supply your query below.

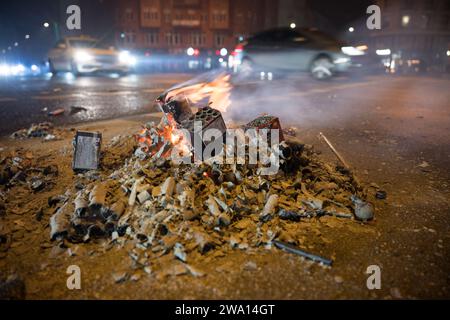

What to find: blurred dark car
left=234, top=27, right=365, bottom=80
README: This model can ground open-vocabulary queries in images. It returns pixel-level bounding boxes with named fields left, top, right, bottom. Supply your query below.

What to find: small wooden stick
left=318, top=132, right=362, bottom=191
left=318, top=132, right=350, bottom=169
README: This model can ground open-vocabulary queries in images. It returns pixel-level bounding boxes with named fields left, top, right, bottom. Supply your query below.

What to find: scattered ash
left=10, top=122, right=67, bottom=141
left=0, top=149, right=59, bottom=194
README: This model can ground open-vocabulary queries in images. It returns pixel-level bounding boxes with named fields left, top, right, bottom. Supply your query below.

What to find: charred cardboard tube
left=70, top=217, right=88, bottom=236
left=87, top=224, right=106, bottom=239
left=109, top=200, right=126, bottom=220
left=104, top=217, right=117, bottom=235
left=74, top=192, right=88, bottom=218
left=89, top=184, right=107, bottom=209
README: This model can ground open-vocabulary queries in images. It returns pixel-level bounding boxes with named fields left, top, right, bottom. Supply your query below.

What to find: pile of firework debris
left=0, top=149, right=58, bottom=194
left=48, top=94, right=373, bottom=276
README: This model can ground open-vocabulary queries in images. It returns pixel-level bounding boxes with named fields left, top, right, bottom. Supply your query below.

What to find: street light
left=43, top=22, right=50, bottom=28
left=290, top=22, right=296, bottom=29
left=25, top=35, right=30, bottom=39
left=348, top=27, right=355, bottom=32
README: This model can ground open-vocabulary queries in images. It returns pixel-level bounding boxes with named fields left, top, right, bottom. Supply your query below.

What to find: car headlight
left=119, top=51, right=137, bottom=66
left=341, top=46, right=365, bottom=56
left=334, top=57, right=350, bottom=64
left=74, top=50, right=93, bottom=63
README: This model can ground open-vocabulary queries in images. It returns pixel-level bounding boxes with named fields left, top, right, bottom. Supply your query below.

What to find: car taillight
left=232, top=44, right=244, bottom=56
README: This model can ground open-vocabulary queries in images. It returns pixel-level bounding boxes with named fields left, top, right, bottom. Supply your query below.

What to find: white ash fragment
left=260, top=194, right=279, bottom=222
left=137, top=190, right=151, bottom=204
left=128, top=178, right=143, bottom=207
left=161, top=177, right=176, bottom=197
left=173, top=243, right=187, bottom=262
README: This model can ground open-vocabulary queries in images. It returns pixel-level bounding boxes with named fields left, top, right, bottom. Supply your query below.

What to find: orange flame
left=136, top=113, right=191, bottom=159
left=165, top=73, right=232, bottom=113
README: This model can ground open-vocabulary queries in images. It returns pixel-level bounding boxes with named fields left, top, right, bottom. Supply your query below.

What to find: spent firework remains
left=46, top=77, right=373, bottom=277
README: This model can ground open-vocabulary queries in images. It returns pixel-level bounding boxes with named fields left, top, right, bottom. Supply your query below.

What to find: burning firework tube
left=159, top=97, right=193, bottom=124
left=74, top=191, right=88, bottom=218
left=261, top=194, right=279, bottom=221
left=89, top=184, right=107, bottom=209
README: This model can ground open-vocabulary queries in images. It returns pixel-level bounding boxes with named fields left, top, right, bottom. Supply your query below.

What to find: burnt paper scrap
left=72, top=131, right=102, bottom=171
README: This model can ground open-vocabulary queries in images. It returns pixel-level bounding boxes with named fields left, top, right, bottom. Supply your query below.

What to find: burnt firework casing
left=244, top=116, right=285, bottom=142
left=158, top=97, right=193, bottom=124
left=72, top=131, right=102, bottom=171
left=181, top=107, right=227, bottom=160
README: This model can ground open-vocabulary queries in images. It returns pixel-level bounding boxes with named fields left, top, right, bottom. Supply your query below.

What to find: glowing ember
left=135, top=113, right=191, bottom=159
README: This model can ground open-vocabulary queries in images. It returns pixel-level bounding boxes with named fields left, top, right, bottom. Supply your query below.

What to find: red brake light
left=235, top=44, right=244, bottom=52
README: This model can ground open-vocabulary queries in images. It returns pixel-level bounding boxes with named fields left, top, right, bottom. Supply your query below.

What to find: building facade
left=367, top=0, right=450, bottom=68
left=114, top=0, right=279, bottom=54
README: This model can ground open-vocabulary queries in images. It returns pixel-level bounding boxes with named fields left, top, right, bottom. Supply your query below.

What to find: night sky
left=0, top=0, right=114, bottom=63
left=310, top=0, right=373, bottom=27
left=0, top=0, right=372, bottom=63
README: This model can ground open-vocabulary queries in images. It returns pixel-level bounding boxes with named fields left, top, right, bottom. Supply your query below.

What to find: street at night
left=0, top=73, right=193, bottom=135
left=1, top=0, right=450, bottom=313
left=1, top=72, right=449, bottom=300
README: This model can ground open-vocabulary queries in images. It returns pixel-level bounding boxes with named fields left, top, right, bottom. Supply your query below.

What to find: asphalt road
left=0, top=73, right=194, bottom=135
left=0, top=71, right=390, bottom=136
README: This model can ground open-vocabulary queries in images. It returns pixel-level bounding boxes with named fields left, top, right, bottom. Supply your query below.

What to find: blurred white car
left=48, top=36, right=137, bottom=75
